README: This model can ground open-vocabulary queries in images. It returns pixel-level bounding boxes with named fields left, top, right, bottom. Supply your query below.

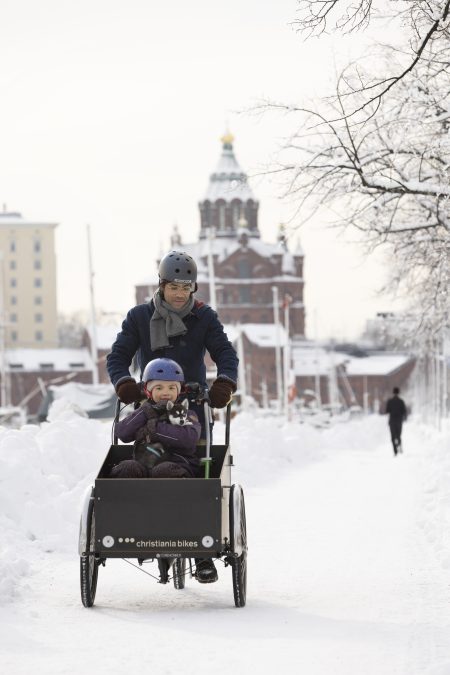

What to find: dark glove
left=115, top=379, right=142, bottom=404
left=209, top=378, right=235, bottom=408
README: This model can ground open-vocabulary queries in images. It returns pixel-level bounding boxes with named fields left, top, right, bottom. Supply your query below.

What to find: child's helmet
left=142, top=358, right=185, bottom=384
left=158, top=250, right=197, bottom=284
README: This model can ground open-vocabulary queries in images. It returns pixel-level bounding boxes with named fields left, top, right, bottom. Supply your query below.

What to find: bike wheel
left=80, top=498, right=99, bottom=607
left=172, top=558, right=187, bottom=590
left=229, top=484, right=247, bottom=607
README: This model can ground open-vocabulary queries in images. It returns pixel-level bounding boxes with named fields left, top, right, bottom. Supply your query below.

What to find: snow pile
left=0, top=404, right=109, bottom=602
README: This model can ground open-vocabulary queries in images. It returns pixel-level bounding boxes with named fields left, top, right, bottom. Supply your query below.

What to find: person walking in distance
left=385, top=387, right=407, bottom=455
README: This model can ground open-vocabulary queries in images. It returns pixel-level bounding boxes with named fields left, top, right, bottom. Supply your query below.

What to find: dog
left=166, top=399, right=192, bottom=426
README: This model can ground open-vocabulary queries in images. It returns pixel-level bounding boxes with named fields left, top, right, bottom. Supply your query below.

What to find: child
left=111, top=357, right=218, bottom=583
left=111, top=357, right=201, bottom=479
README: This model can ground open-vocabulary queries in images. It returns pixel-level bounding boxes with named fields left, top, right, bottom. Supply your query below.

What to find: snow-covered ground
left=1, top=402, right=450, bottom=674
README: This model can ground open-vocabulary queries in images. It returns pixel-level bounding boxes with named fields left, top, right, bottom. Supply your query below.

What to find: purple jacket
left=115, top=402, right=201, bottom=475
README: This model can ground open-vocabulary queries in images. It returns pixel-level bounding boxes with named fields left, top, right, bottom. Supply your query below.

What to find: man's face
left=163, top=282, right=193, bottom=309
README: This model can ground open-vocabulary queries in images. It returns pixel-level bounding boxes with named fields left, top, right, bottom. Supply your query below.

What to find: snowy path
left=1, top=417, right=450, bottom=674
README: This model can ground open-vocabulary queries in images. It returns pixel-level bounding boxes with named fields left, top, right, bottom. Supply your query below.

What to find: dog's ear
left=166, top=400, right=174, bottom=411
left=182, top=398, right=189, bottom=411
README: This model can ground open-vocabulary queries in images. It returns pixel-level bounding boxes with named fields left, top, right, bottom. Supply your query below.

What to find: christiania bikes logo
left=101, top=535, right=215, bottom=549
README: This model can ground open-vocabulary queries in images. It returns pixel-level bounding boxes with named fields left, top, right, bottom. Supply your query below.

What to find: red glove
left=209, top=378, right=235, bottom=408
left=115, top=379, right=142, bottom=404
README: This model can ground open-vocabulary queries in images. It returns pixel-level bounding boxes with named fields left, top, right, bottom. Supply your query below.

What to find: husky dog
left=166, top=399, right=192, bottom=426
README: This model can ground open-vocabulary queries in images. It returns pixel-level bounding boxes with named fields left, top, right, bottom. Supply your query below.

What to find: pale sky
left=0, top=0, right=404, bottom=340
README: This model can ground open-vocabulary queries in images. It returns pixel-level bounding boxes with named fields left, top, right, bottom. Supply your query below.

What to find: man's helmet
left=158, top=250, right=197, bottom=284
left=142, top=358, right=185, bottom=384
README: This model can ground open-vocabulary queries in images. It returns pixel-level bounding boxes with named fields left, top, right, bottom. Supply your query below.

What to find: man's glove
left=209, top=378, right=235, bottom=408
left=115, top=379, right=142, bottom=404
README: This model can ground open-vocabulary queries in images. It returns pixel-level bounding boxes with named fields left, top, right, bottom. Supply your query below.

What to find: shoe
left=196, top=559, right=218, bottom=584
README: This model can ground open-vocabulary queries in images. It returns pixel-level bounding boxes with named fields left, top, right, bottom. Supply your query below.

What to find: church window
left=219, top=204, right=226, bottom=230
left=9, top=260, right=16, bottom=270
left=35, top=331, right=43, bottom=341
left=34, top=278, right=42, bottom=287
left=239, top=287, right=251, bottom=303
left=237, top=259, right=251, bottom=277
left=10, top=240, right=16, bottom=253
left=232, top=202, right=240, bottom=228
left=34, top=259, right=42, bottom=270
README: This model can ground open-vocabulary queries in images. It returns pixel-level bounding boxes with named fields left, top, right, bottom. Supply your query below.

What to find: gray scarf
left=150, top=290, right=195, bottom=351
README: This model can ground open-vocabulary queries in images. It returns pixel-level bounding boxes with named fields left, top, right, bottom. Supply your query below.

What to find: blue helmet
left=142, top=358, right=185, bottom=384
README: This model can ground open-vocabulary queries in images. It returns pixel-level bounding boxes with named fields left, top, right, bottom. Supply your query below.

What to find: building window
left=232, top=202, right=240, bottom=228
left=35, top=331, right=43, bottom=341
left=35, top=313, right=43, bottom=323
left=10, top=240, right=16, bottom=253
left=39, top=363, right=54, bottom=371
left=34, top=278, right=42, bottom=288
left=10, top=331, right=18, bottom=342
left=239, top=286, right=251, bottom=303
left=237, top=259, right=251, bottom=278
left=219, top=204, right=225, bottom=230
left=10, top=296, right=17, bottom=305
left=10, top=278, right=17, bottom=287
left=34, top=259, right=42, bottom=270
left=34, top=296, right=42, bottom=305
left=34, top=240, right=41, bottom=253
left=10, top=313, right=17, bottom=322
left=9, top=260, right=16, bottom=270
left=69, top=362, right=85, bottom=369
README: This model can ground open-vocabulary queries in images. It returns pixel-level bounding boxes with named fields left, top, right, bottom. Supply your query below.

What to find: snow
left=1, top=403, right=450, bottom=673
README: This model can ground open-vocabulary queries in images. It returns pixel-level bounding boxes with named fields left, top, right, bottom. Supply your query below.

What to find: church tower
left=199, top=132, right=259, bottom=239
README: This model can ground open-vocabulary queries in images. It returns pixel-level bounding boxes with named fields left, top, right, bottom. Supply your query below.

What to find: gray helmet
left=158, top=250, right=197, bottom=284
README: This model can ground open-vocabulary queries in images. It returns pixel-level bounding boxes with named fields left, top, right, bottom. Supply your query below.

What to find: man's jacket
left=106, top=300, right=238, bottom=389
left=386, top=396, right=407, bottom=422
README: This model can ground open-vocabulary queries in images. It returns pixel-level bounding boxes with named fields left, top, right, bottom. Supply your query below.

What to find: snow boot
left=195, top=559, right=218, bottom=584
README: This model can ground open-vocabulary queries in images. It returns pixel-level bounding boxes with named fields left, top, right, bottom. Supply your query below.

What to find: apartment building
left=0, top=210, right=58, bottom=348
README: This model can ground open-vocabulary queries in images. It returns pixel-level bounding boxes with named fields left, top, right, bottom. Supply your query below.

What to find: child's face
left=149, top=381, right=179, bottom=403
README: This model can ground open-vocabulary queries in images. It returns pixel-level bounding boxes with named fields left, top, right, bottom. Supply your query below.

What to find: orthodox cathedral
left=136, top=133, right=305, bottom=403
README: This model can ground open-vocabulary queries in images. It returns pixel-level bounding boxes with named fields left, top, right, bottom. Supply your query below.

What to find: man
left=106, top=250, right=238, bottom=584
left=385, top=387, right=407, bottom=455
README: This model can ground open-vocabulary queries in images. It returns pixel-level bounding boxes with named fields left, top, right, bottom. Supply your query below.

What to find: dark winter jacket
left=385, top=395, right=407, bottom=422
left=107, top=299, right=238, bottom=390
left=115, top=401, right=202, bottom=477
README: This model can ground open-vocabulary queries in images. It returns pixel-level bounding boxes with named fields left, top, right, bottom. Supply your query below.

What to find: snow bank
left=0, top=403, right=109, bottom=602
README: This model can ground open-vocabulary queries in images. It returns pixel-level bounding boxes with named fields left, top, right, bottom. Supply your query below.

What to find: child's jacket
left=115, top=400, right=201, bottom=476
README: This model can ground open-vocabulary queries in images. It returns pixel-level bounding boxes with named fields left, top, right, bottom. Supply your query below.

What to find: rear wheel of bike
left=229, top=484, right=247, bottom=607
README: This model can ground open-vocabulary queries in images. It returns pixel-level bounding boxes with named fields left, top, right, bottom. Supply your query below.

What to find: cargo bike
left=78, top=386, right=247, bottom=608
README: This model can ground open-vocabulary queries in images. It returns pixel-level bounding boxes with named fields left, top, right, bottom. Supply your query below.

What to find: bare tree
left=260, top=9, right=450, bottom=336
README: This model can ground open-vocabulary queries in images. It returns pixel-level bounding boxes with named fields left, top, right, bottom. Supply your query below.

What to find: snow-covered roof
left=223, top=323, right=288, bottom=347
left=49, top=382, right=115, bottom=412
left=0, top=211, right=57, bottom=228
left=203, top=140, right=256, bottom=203
left=292, top=346, right=412, bottom=377
left=344, top=354, right=412, bottom=376
left=5, top=348, right=93, bottom=372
